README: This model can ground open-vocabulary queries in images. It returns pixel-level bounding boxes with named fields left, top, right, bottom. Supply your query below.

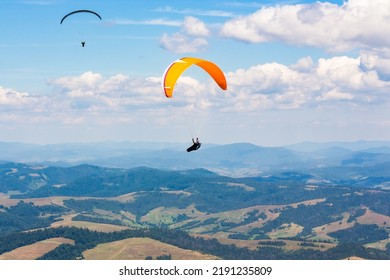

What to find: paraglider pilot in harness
left=187, top=137, right=201, bottom=152
left=81, top=41, right=85, bottom=47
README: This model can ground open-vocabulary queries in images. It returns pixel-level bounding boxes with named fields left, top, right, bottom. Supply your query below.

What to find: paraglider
left=60, top=10, right=102, bottom=47
left=162, top=57, right=227, bottom=98
left=187, top=138, right=201, bottom=152
left=162, top=57, right=227, bottom=152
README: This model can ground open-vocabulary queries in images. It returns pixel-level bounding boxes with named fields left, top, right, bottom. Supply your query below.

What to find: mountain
left=0, top=161, right=389, bottom=260
left=287, top=140, right=390, bottom=152
left=1, top=140, right=390, bottom=259
left=2, top=140, right=390, bottom=178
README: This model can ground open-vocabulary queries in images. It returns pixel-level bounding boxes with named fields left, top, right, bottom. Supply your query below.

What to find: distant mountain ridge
left=286, top=140, right=390, bottom=152
left=1, top=140, right=390, bottom=177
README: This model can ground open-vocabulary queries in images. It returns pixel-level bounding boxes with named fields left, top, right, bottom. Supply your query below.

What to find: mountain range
left=2, top=140, right=390, bottom=203
left=1, top=140, right=390, bottom=177
left=0, top=140, right=389, bottom=259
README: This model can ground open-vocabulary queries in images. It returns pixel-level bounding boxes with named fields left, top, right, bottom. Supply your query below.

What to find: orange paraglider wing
left=162, top=57, right=227, bottom=98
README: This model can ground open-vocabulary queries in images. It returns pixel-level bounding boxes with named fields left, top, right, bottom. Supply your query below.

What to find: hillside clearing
left=0, top=238, right=74, bottom=260
left=82, top=237, right=219, bottom=260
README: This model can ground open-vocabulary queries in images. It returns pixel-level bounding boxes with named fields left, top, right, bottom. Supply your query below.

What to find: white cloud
left=45, top=53, right=390, bottom=118
left=224, top=54, right=390, bottom=111
left=159, top=17, right=210, bottom=53
left=3, top=49, right=390, bottom=132
left=49, top=72, right=165, bottom=109
left=160, top=33, right=208, bottom=53
left=316, top=89, right=354, bottom=102
left=291, top=56, right=314, bottom=72
left=360, top=48, right=390, bottom=79
left=317, top=56, right=388, bottom=92
left=50, top=71, right=102, bottom=92
left=182, top=16, right=210, bottom=37
left=220, top=0, right=390, bottom=52
left=0, top=87, right=33, bottom=106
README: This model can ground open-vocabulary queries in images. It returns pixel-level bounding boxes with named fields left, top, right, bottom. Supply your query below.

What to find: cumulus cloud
left=220, top=0, right=390, bottom=52
left=160, top=16, right=210, bottom=53
left=315, top=89, right=354, bottom=102
left=360, top=48, right=390, bottom=79
left=49, top=72, right=165, bottom=110
left=3, top=50, right=390, bottom=129
left=182, top=16, right=210, bottom=37
left=224, top=54, right=390, bottom=111
left=0, top=87, right=34, bottom=106
left=160, top=33, right=208, bottom=53
left=50, top=72, right=102, bottom=94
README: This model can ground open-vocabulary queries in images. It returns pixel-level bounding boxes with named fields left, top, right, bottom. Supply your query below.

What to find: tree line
left=0, top=226, right=389, bottom=260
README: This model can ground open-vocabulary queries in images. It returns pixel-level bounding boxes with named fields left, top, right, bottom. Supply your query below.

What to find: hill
left=0, top=140, right=390, bottom=259
left=82, top=237, right=219, bottom=260
left=0, top=161, right=389, bottom=259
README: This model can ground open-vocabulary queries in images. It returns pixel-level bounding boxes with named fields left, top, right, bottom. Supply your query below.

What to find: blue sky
left=1, top=0, right=389, bottom=146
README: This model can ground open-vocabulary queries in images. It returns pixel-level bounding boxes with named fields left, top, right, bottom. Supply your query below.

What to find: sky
left=1, top=0, right=390, bottom=146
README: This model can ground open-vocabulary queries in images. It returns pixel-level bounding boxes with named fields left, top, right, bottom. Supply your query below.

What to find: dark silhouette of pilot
left=187, top=137, right=201, bottom=152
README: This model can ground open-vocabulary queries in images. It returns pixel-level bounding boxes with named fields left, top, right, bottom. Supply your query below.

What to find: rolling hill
left=0, top=140, right=390, bottom=259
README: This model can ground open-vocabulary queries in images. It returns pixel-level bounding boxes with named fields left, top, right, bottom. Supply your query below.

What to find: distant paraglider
left=162, top=57, right=227, bottom=98
left=60, top=10, right=102, bottom=47
left=60, top=10, right=102, bottom=24
left=187, top=138, right=201, bottom=152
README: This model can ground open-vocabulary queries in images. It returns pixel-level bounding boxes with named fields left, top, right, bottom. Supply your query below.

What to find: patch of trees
left=248, top=228, right=269, bottom=239
left=261, top=203, right=342, bottom=236
left=258, top=240, right=286, bottom=246
left=259, top=190, right=389, bottom=237
left=63, top=194, right=190, bottom=222
left=145, top=254, right=172, bottom=260
left=72, top=214, right=124, bottom=226
left=347, top=208, right=366, bottom=223
left=298, top=242, right=319, bottom=248
left=0, top=201, right=68, bottom=237
left=222, top=210, right=267, bottom=230
left=328, top=223, right=389, bottom=245
left=228, top=229, right=268, bottom=240
left=326, top=191, right=390, bottom=216
left=156, top=254, right=172, bottom=260
left=228, top=233, right=251, bottom=240
left=173, top=214, right=189, bottom=223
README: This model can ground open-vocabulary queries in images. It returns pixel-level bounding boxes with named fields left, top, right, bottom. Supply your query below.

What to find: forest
left=0, top=162, right=389, bottom=259
left=0, top=226, right=389, bottom=260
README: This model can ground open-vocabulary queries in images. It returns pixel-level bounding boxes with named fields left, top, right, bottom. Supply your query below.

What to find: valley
left=0, top=141, right=390, bottom=260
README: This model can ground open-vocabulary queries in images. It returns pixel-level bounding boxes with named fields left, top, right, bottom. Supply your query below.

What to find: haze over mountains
left=1, top=140, right=390, bottom=178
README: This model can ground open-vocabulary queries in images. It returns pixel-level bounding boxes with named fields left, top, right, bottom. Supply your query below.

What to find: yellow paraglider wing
left=162, top=57, right=227, bottom=98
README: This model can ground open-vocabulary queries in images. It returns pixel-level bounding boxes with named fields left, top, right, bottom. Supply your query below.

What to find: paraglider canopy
left=60, top=10, right=102, bottom=24
left=162, top=57, right=227, bottom=98
left=60, top=10, right=102, bottom=47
